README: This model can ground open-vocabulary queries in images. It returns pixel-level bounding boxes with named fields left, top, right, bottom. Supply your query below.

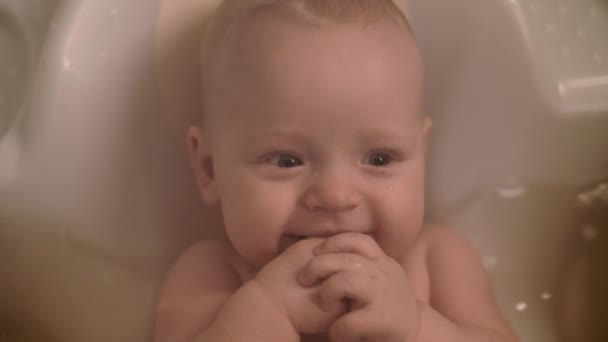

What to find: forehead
left=207, top=7, right=423, bottom=131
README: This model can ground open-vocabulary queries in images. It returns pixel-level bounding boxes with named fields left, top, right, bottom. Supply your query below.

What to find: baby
left=155, top=0, right=517, bottom=341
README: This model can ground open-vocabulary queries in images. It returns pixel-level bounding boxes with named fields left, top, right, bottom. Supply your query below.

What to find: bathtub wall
left=1, top=0, right=221, bottom=341
left=405, top=0, right=608, bottom=219
left=0, top=0, right=607, bottom=341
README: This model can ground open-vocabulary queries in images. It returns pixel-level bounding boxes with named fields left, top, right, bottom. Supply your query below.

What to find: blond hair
left=201, top=0, right=411, bottom=69
left=200, top=0, right=412, bottom=124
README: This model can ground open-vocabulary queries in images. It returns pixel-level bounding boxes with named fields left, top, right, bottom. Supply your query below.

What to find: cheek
left=217, top=174, right=299, bottom=234
left=216, top=175, right=301, bottom=267
left=370, top=175, right=425, bottom=239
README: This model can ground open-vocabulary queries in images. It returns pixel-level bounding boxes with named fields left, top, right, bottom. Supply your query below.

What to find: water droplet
left=558, top=4, right=568, bottom=15
left=576, top=27, right=587, bottom=39
left=594, top=52, right=603, bottom=64
left=590, top=7, right=598, bottom=17
left=529, top=2, right=539, bottom=12
left=540, top=292, right=552, bottom=300
left=577, top=193, right=593, bottom=206
left=482, top=256, right=498, bottom=269
left=63, top=56, right=72, bottom=70
left=515, top=302, right=528, bottom=312
left=111, top=9, right=119, bottom=17
left=496, top=177, right=527, bottom=199
left=546, top=24, right=556, bottom=33
left=558, top=82, right=568, bottom=96
left=561, top=46, right=571, bottom=57
left=581, top=223, right=599, bottom=242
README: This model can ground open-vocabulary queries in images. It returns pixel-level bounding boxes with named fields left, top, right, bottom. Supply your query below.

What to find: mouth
left=278, top=234, right=306, bottom=253
left=278, top=232, right=376, bottom=253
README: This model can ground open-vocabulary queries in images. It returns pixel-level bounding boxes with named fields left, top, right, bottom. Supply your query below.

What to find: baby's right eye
left=268, top=154, right=304, bottom=168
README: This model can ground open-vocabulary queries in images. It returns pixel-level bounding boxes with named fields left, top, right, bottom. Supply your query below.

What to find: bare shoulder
left=417, top=224, right=517, bottom=340
left=417, top=223, right=489, bottom=293
left=160, top=239, right=241, bottom=294
left=418, top=224, right=475, bottom=252
left=155, top=239, right=242, bottom=342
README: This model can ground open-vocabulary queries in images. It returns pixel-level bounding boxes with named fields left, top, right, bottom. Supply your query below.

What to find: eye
left=365, top=152, right=392, bottom=167
left=268, top=154, right=303, bottom=168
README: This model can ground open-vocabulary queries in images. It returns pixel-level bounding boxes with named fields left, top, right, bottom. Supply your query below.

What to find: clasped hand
left=254, top=233, right=419, bottom=342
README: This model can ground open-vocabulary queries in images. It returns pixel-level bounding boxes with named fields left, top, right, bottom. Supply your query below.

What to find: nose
left=301, top=176, right=361, bottom=213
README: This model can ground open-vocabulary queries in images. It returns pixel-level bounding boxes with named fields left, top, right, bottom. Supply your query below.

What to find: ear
left=422, top=116, right=432, bottom=156
left=187, top=126, right=219, bottom=205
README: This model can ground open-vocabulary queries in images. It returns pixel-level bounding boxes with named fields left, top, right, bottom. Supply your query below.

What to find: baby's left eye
left=365, top=152, right=392, bottom=167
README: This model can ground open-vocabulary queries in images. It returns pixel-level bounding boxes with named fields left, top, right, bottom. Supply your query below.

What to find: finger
left=329, top=308, right=377, bottom=342
left=298, top=253, right=372, bottom=287
left=316, top=271, right=375, bottom=311
left=314, top=232, right=382, bottom=260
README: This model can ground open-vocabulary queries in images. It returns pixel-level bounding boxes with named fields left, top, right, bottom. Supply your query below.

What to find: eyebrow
left=242, top=127, right=419, bottom=147
left=356, top=128, right=418, bottom=146
left=243, top=129, right=310, bottom=145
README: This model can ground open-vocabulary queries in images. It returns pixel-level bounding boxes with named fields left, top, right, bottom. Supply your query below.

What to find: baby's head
left=188, top=0, right=431, bottom=269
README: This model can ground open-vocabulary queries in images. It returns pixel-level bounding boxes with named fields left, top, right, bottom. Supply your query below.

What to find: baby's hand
left=298, top=233, right=419, bottom=342
left=253, top=238, right=348, bottom=334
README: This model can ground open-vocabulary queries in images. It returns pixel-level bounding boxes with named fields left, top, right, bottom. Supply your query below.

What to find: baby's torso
left=223, top=229, right=434, bottom=342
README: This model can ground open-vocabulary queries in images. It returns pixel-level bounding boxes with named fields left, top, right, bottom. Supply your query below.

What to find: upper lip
left=287, top=229, right=374, bottom=239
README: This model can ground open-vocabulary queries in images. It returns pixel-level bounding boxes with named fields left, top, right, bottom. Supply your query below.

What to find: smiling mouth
left=278, top=232, right=376, bottom=253
left=278, top=235, right=306, bottom=253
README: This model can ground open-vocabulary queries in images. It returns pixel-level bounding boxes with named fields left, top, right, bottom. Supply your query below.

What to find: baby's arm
left=154, top=240, right=298, bottom=342
left=417, top=227, right=518, bottom=342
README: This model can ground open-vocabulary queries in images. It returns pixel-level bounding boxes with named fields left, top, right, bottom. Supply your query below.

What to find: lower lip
left=278, top=232, right=376, bottom=253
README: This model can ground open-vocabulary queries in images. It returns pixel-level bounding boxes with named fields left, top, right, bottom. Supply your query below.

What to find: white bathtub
left=1, top=0, right=607, bottom=341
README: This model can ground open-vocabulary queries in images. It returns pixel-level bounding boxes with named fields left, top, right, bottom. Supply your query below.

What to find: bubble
left=577, top=193, right=593, bottom=206
left=540, top=292, right=552, bottom=300
left=558, top=83, right=568, bottom=96
left=482, top=256, right=499, bottom=269
left=529, top=2, right=539, bottom=12
left=496, top=177, right=527, bottom=199
left=63, top=56, right=72, bottom=70
left=580, top=224, right=598, bottom=242
left=515, top=302, right=528, bottom=312
left=589, top=7, right=598, bottom=17
left=577, top=27, right=586, bottom=38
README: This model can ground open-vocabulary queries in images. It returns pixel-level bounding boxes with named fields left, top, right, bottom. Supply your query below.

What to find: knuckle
left=341, top=253, right=364, bottom=267
left=360, top=233, right=375, bottom=244
left=308, top=255, right=325, bottom=270
left=341, top=273, right=358, bottom=290
left=340, top=273, right=367, bottom=297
